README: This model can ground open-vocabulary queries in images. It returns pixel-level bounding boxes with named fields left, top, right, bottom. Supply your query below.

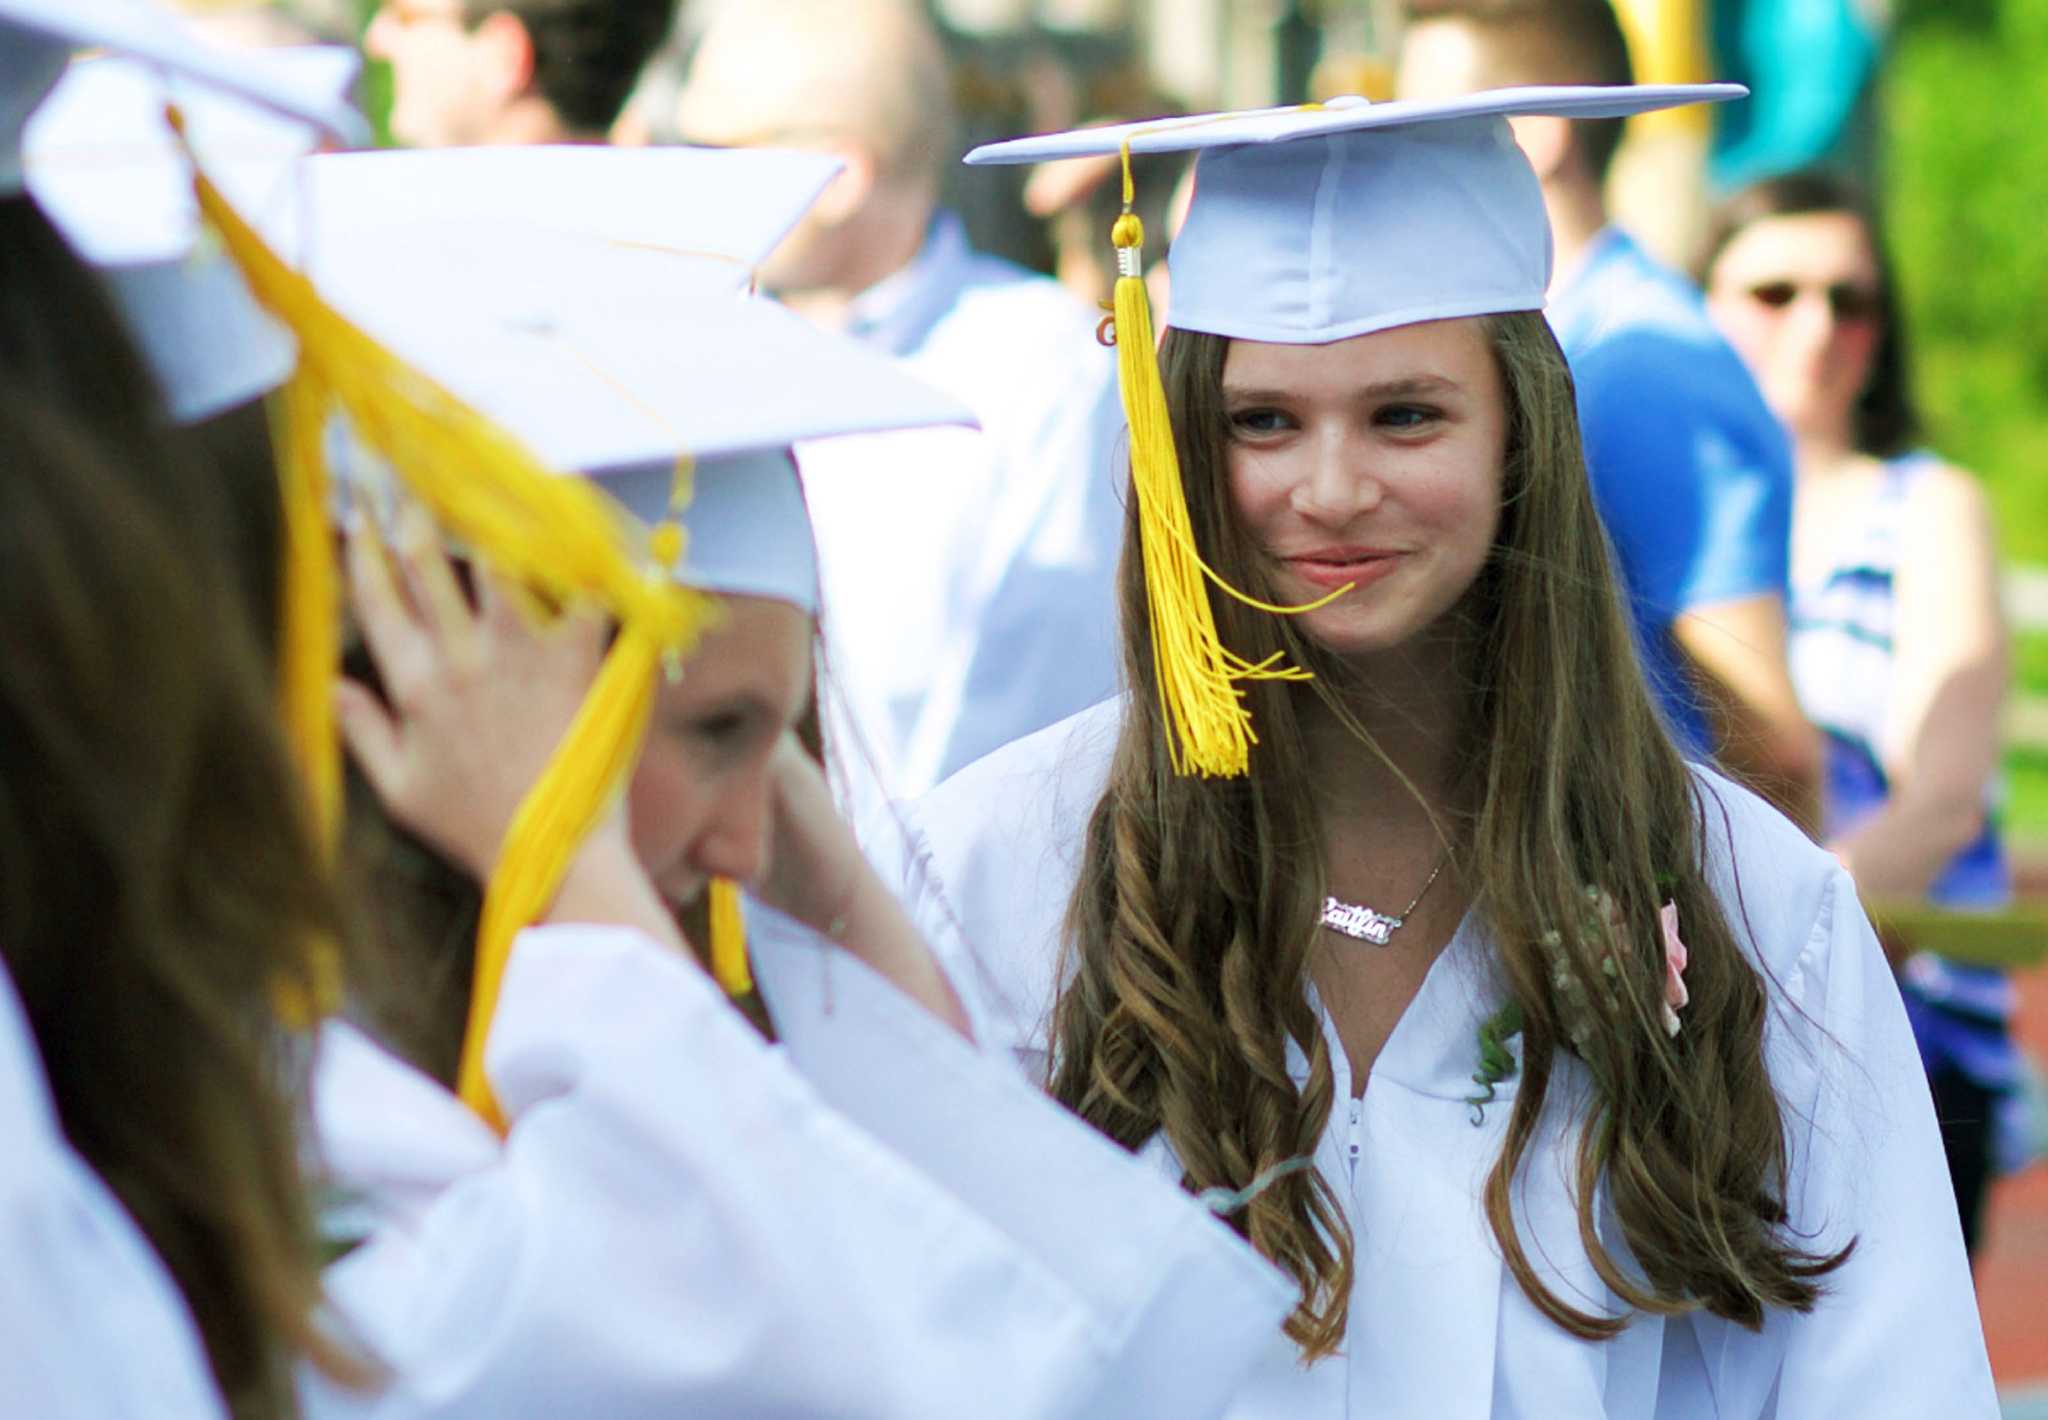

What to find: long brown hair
left=0, top=399, right=365, bottom=1418
left=1051, top=312, right=1848, bottom=1356
left=1, top=191, right=369, bottom=1416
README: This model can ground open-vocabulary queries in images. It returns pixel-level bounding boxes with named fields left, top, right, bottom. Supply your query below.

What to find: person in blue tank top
left=1399, top=0, right=1823, bottom=833
left=1703, top=170, right=2026, bottom=1256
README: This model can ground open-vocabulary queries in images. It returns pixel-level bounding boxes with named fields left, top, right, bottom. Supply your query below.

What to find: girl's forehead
left=1221, top=317, right=1495, bottom=387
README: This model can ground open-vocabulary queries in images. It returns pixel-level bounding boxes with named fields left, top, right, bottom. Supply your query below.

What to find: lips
left=1280, top=548, right=1405, bottom=590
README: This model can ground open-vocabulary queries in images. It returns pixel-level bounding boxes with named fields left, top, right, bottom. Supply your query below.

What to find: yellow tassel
left=271, top=368, right=342, bottom=843
left=458, top=613, right=669, bottom=1130
left=267, top=370, right=347, bottom=1028
left=707, top=878, right=753, bottom=997
left=456, top=459, right=711, bottom=1129
left=1107, top=144, right=1346, bottom=778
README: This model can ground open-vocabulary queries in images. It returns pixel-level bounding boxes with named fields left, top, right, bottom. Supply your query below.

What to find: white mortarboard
left=965, top=85, right=1743, bottom=344
left=22, top=47, right=361, bottom=421
left=0, top=0, right=363, bottom=166
left=271, top=144, right=911, bottom=615
left=962, top=86, right=1742, bottom=778
left=0, top=1, right=367, bottom=420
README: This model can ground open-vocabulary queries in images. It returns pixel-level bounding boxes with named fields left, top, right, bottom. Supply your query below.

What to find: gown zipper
left=1347, top=1097, right=1363, bottom=1186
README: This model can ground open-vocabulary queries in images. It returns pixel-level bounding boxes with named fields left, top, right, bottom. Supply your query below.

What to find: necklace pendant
left=1321, top=896, right=1402, bottom=946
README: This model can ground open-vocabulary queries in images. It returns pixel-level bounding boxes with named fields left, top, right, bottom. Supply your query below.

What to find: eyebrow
left=1221, top=375, right=1462, bottom=403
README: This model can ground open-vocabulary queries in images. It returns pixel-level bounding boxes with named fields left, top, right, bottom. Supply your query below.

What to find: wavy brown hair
left=0, top=193, right=369, bottom=1417
left=1051, top=312, right=1849, bottom=1356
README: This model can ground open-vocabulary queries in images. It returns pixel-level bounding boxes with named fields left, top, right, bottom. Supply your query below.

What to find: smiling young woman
left=892, top=87, right=1996, bottom=1416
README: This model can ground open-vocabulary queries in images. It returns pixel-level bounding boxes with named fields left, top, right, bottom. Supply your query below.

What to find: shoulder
left=1684, top=764, right=1847, bottom=985
left=1564, top=245, right=1784, bottom=461
left=911, top=695, right=1124, bottom=854
left=1896, top=455, right=1997, bottom=540
left=0, top=966, right=230, bottom=1417
left=0, top=960, right=56, bottom=1150
left=928, top=248, right=1108, bottom=363
left=896, top=698, right=1125, bottom=1056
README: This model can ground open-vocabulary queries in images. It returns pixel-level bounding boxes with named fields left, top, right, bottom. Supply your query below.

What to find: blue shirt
left=1548, top=228, right=1795, bottom=754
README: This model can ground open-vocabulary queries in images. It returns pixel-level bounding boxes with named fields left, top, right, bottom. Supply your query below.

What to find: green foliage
left=1884, top=0, right=2048, bottom=560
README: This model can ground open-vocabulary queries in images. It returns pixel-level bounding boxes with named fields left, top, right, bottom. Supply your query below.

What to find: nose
left=688, top=765, right=774, bottom=889
left=1291, top=423, right=1384, bottom=524
left=1782, top=288, right=1844, bottom=350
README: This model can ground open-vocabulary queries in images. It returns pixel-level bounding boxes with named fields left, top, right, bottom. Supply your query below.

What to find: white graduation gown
left=304, top=921, right=1292, bottom=1418
left=0, top=960, right=229, bottom=1419
left=895, top=697, right=2000, bottom=1419
left=744, top=902, right=1296, bottom=1416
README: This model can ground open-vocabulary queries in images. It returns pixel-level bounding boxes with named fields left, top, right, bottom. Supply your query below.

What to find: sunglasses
left=1743, top=279, right=1883, bottom=324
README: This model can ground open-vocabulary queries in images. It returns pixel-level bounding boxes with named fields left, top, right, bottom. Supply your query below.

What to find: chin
left=1291, top=611, right=1414, bottom=661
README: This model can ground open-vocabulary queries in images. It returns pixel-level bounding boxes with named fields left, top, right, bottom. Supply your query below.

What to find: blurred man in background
left=366, top=0, right=674, bottom=146
left=1399, top=0, right=1822, bottom=829
left=676, top=0, right=1127, bottom=811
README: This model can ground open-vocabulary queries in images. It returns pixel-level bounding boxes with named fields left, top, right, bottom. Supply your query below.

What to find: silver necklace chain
left=1320, top=853, right=1450, bottom=947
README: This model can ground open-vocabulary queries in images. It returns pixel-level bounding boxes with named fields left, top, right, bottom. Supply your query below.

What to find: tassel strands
left=459, top=612, right=670, bottom=1130
left=1106, top=140, right=1348, bottom=778
left=457, top=458, right=716, bottom=1129
left=707, top=878, right=753, bottom=997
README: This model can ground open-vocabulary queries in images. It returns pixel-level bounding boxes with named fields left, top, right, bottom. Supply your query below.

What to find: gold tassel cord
left=1107, top=140, right=1348, bottom=778
left=458, top=613, right=669, bottom=1131
left=707, top=878, right=753, bottom=997
left=271, top=368, right=342, bottom=843
left=268, top=366, right=346, bottom=1027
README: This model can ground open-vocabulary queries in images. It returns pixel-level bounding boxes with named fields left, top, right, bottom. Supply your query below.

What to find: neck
left=775, top=192, right=935, bottom=333
left=1793, top=424, right=1862, bottom=478
left=1541, top=175, right=1610, bottom=298
left=477, top=96, right=587, bottom=147
left=1296, top=636, right=1471, bottom=843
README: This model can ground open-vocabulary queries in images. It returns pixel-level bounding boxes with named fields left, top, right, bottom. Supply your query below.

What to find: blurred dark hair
left=1696, top=170, right=1920, bottom=458
left=1403, top=0, right=1634, bottom=181
left=0, top=196, right=169, bottom=466
left=463, top=0, right=676, bottom=134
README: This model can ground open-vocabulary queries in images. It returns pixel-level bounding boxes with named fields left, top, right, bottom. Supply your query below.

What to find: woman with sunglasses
left=1701, top=172, right=2020, bottom=1258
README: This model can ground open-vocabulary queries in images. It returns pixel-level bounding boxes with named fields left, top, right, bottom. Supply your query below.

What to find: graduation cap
left=0, top=0, right=363, bottom=161
left=264, top=146, right=970, bottom=1129
left=965, top=86, right=1743, bottom=777
left=21, top=47, right=361, bottom=421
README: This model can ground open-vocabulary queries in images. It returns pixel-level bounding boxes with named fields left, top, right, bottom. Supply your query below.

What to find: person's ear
left=808, top=141, right=880, bottom=226
left=1506, top=113, right=1573, bottom=183
left=471, top=10, right=536, bottom=105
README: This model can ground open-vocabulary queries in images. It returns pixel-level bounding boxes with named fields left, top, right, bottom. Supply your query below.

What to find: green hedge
left=1886, top=0, right=2048, bottom=562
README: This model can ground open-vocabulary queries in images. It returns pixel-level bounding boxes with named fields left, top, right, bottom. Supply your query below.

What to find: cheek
left=1707, top=297, right=1781, bottom=377
left=625, top=741, right=709, bottom=880
left=1824, top=321, right=1882, bottom=393
left=1225, top=442, right=1303, bottom=533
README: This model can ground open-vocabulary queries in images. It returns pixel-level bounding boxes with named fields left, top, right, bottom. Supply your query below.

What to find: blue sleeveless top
left=1787, top=452, right=2019, bottom=1091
